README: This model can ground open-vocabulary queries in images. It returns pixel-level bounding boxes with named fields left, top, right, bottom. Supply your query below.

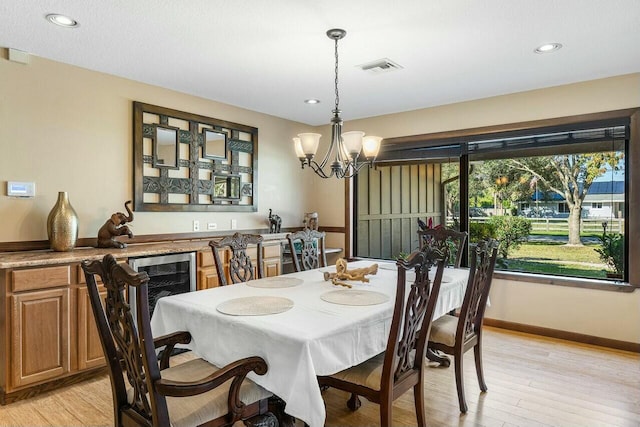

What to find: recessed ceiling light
left=46, top=13, right=79, bottom=28
left=534, top=43, right=562, bottom=54
left=304, top=99, right=320, bottom=105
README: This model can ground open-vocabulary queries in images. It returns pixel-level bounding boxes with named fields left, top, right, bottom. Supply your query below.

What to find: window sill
left=492, top=270, right=636, bottom=292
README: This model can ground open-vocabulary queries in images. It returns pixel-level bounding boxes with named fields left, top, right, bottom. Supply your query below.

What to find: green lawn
left=500, top=241, right=609, bottom=279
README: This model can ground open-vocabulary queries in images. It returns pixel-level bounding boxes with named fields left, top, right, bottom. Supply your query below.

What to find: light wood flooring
left=0, top=327, right=638, bottom=427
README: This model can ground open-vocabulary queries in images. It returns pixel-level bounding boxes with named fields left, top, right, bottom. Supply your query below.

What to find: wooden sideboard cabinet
left=0, top=235, right=284, bottom=403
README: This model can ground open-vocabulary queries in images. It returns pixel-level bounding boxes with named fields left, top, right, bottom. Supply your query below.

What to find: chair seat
left=329, top=352, right=385, bottom=391
left=328, top=350, right=417, bottom=392
left=429, top=314, right=458, bottom=347
left=128, top=358, right=272, bottom=427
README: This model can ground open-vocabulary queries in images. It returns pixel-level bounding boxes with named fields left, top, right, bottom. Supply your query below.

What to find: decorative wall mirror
left=154, top=125, right=179, bottom=169
left=133, top=102, right=258, bottom=212
left=203, top=129, right=228, bottom=160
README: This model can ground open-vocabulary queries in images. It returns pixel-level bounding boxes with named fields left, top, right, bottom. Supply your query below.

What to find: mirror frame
left=134, top=101, right=258, bottom=212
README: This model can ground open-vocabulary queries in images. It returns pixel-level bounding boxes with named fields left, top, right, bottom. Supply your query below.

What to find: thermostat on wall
left=7, top=181, right=36, bottom=198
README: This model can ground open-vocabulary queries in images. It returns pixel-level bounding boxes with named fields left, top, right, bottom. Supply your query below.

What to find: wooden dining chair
left=417, top=226, right=468, bottom=267
left=210, top=232, right=264, bottom=286
left=318, top=248, right=448, bottom=427
left=286, top=228, right=327, bottom=272
left=427, top=239, right=499, bottom=413
left=81, top=254, right=277, bottom=427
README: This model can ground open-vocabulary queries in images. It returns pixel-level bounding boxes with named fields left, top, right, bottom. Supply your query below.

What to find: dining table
left=150, top=259, right=469, bottom=427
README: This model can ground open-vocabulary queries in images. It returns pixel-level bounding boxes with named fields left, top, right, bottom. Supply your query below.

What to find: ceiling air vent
left=359, top=58, right=403, bottom=74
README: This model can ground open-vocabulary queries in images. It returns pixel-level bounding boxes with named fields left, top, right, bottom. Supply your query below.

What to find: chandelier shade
left=293, top=29, right=382, bottom=179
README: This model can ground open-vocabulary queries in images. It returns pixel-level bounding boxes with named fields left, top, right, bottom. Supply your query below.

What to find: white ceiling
left=2, top=1, right=639, bottom=126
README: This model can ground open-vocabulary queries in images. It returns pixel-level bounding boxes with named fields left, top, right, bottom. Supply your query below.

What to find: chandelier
left=293, top=29, right=382, bottom=179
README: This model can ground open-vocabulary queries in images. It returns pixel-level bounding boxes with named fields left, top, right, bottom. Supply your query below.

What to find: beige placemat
left=245, top=276, right=304, bottom=288
left=217, top=296, right=294, bottom=316
left=320, top=290, right=390, bottom=306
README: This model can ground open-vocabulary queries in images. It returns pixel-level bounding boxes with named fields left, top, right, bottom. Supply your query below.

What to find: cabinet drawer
left=246, top=247, right=258, bottom=260
left=12, top=265, right=71, bottom=292
left=198, top=250, right=215, bottom=267
left=263, top=244, right=281, bottom=259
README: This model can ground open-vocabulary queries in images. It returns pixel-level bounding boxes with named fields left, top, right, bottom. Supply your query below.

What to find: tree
left=487, top=216, right=532, bottom=258
left=441, top=163, right=459, bottom=220
left=508, top=152, right=623, bottom=245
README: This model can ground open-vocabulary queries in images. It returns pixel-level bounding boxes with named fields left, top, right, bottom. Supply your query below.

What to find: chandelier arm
left=337, top=160, right=371, bottom=179
left=317, top=136, right=336, bottom=170
left=307, top=159, right=335, bottom=179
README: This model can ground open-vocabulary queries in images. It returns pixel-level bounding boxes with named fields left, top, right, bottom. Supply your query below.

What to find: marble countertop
left=0, top=233, right=289, bottom=269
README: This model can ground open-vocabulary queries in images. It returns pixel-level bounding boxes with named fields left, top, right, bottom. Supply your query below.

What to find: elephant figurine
left=268, top=209, right=282, bottom=234
left=96, top=201, right=134, bottom=248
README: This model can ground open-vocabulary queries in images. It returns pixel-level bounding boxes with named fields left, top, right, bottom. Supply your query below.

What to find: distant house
left=583, top=181, right=625, bottom=218
left=518, top=180, right=624, bottom=219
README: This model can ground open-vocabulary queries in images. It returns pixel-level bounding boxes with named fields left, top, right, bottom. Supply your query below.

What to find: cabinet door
left=11, top=288, right=70, bottom=388
left=198, top=266, right=220, bottom=289
left=77, top=286, right=107, bottom=370
left=263, top=244, right=282, bottom=277
left=263, top=258, right=281, bottom=277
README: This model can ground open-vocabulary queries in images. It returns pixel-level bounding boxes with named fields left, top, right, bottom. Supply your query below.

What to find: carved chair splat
left=286, top=229, right=327, bottom=272
left=210, top=232, right=264, bottom=286
left=417, top=226, right=468, bottom=268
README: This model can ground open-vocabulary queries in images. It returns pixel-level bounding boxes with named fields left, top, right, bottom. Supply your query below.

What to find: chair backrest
left=210, top=232, right=264, bottom=286
left=382, top=248, right=447, bottom=394
left=456, top=239, right=499, bottom=344
left=417, top=227, right=468, bottom=267
left=81, top=254, right=167, bottom=427
left=286, top=228, right=327, bottom=272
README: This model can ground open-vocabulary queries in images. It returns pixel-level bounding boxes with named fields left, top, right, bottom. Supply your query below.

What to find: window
left=558, top=202, right=570, bottom=213
left=355, top=117, right=630, bottom=283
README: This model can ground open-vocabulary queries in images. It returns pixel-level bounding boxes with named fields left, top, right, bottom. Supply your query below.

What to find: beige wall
left=0, top=50, right=316, bottom=241
left=313, top=73, right=640, bottom=344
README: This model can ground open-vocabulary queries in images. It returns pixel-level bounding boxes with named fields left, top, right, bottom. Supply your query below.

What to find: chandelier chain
left=334, top=36, right=340, bottom=112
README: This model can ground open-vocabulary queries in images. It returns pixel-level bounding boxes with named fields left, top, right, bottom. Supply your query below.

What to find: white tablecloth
left=150, top=260, right=468, bottom=427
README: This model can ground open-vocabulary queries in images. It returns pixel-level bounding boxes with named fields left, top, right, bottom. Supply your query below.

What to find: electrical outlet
left=207, top=222, right=217, bottom=230
left=231, top=219, right=237, bottom=230
left=193, top=220, right=200, bottom=232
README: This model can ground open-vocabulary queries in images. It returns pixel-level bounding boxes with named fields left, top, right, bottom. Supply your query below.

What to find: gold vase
left=47, top=191, right=79, bottom=251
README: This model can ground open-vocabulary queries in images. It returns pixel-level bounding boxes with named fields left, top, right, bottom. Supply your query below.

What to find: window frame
left=355, top=108, right=639, bottom=288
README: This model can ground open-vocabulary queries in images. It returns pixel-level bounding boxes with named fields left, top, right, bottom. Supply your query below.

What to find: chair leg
left=243, top=412, right=278, bottom=427
left=380, top=400, right=392, bottom=427
left=413, top=382, right=426, bottom=427
left=267, top=396, right=295, bottom=427
left=347, top=393, right=361, bottom=411
left=454, top=352, right=468, bottom=413
left=474, top=340, right=487, bottom=392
